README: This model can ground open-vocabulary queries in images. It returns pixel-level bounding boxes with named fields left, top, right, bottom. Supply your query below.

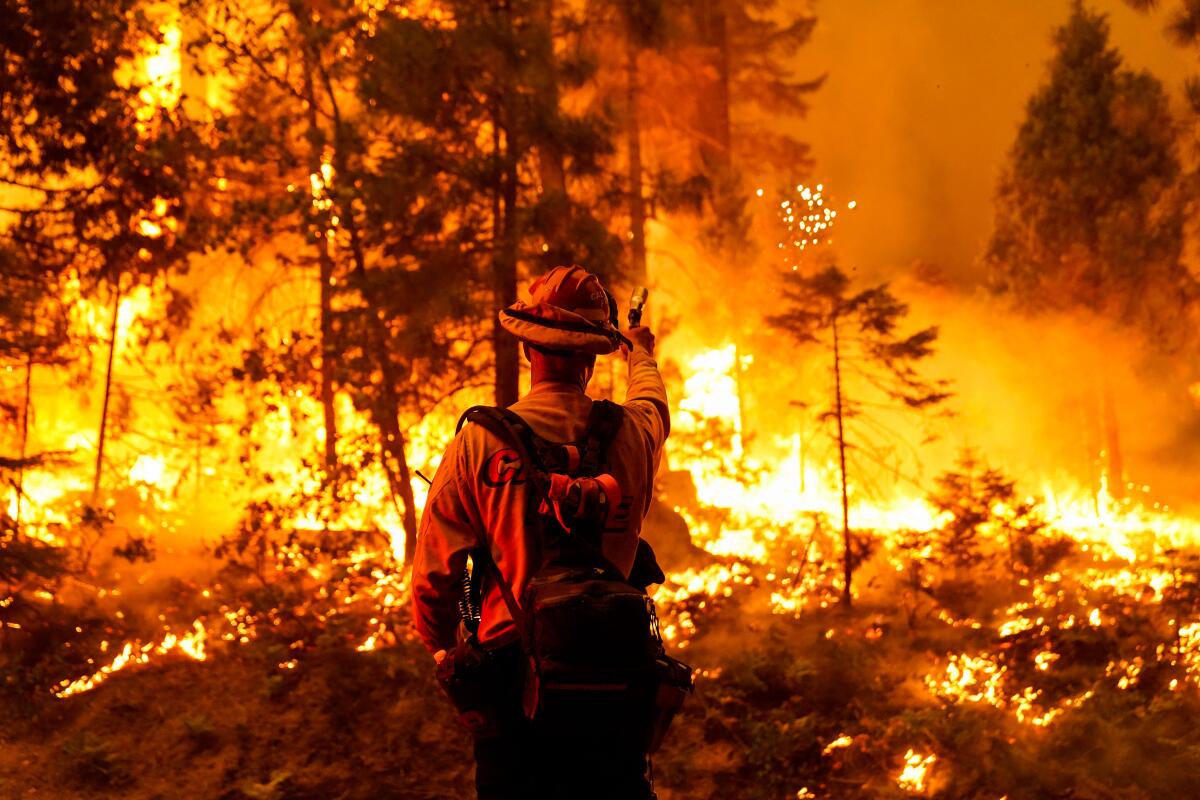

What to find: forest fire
left=5, top=0, right=1200, bottom=798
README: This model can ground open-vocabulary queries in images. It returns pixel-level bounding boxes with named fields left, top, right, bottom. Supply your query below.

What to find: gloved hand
left=623, top=325, right=656, bottom=356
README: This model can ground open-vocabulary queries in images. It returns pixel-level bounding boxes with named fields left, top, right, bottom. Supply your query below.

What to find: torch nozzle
left=628, top=287, right=648, bottom=327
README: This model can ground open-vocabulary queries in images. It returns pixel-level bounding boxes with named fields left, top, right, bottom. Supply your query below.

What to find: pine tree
left=190, top=0, right=461, bottom=558
left=986, top=4, right=1191, bottom=344
left=928, top=452, right=1049, bottom=576
left=676, top=0, right=823, bottom=252
left=768, top=264, right=950, bottom=607
left=1124, top=0, right=1200, bottom=50
left=988, top=4, right=1194, bottom=502
left=361, top=1, right=626, bottom=408
left=579, top=1, right=824, bottom=274
left=194, top=1, right=625, bottom=559
left=0, top=250, right=72, bottom=527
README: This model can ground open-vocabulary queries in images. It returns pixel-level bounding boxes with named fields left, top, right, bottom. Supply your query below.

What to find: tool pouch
left=522, top=565, right=658, bottom=720
left=434, top=636, right=499, bottom=737
left=647, top=652, right=693, bottom=754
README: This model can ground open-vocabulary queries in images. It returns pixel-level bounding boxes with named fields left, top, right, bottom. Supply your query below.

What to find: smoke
left=648, top=203, right=1200, bottom=520
left=788, top=0, right=1193, bottom=286
left=901, top=279, right=1200, bottom=512
left=648, top=0, right=1200, bottom=512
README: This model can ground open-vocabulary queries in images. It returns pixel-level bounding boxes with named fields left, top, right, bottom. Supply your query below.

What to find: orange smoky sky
left=791, top=0, right=1193, bottom=285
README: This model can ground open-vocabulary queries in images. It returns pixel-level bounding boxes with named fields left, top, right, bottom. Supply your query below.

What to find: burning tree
left=577, top=1, right=824, bottom=292
left=189, top=0, right=641, bottom=563
left=671, top=1, right=823, bottom=256
left=191, top=0, right=479, bottom=561
left=0, top=250, right=73, bottom=523
left=928, top=452, right=1049, bottom=577
left=0, top=0, right=212, bottom=513
left=768, top=264, right=950, bottom=607
left=895, top=452, right=1071, bottom=627
left=358, top=0, right=630, bottom=406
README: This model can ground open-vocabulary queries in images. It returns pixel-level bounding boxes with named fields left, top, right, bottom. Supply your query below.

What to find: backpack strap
left=453, top=408, right=532, bottom=644
left=457, top=405, right=553, bottom=498
left=455, top=406, right=548, bottom=644
left=578, top=399, right=625, bottom=477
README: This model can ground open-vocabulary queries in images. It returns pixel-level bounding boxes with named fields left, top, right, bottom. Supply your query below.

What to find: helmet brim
left=499, top=302, right=631, bottom=355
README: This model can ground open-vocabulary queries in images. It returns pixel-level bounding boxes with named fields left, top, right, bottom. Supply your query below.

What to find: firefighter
left=412, top=265, right=669, bottom=799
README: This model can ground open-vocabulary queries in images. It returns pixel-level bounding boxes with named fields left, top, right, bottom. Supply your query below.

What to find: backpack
left=456, top=400, right=674, bottom=733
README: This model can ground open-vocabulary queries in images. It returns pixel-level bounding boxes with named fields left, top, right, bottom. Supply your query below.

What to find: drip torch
left=628, top=287, right=648, bottom=327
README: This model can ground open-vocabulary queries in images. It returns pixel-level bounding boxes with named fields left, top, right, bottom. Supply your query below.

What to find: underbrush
left=649, top=538, right=1200, bottom=799
left=1, top=638, right=472, bottom=800
left=7, top=460, right=1200, bottom=798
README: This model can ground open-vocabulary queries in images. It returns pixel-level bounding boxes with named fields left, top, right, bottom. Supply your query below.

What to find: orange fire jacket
left=411, top=347, right=670, bottom=654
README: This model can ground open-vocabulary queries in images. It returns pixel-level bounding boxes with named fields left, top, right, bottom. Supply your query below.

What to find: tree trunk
left=832, top=315, right=852, bottom=608
left=344, top=214, right=420, bottom=563
left=1102, top=385, right=1124, bottom=501
left=311, top=36, right=420, bottom=560
left=362, top=351, right=419, bottom=563
left=15, top=346, right=33, bottom=525
left=532, top=0, right=571, bottom=265
left=92, top=280, right=122, bottom=504
left=376, top=397, right=419, bottom=563
left=713, top=4, right=732, bottom=162
left=316, top=231, right=339, bottom=478
left=493, top=52, right=521, bottom=408
left=626, top=36, right=648, bottom=285
left=295, top=15, right=339, bottom=479
left=733, top=340, right=747, bottom=453
left=696, top=3, right=732, bottom=169
left=494, top=145, right=520, bottom=408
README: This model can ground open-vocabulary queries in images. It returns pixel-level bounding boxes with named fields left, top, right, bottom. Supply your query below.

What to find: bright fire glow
left=54, top=621, right=207, bottom=698
left=897, top=749, right=935, bottom=793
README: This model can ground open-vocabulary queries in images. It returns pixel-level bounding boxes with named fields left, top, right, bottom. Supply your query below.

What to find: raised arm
left=622, top=325, right=670, bottom=453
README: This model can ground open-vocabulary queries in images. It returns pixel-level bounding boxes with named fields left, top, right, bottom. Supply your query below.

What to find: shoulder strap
left=455, top=406, right=560, bottom=647
left=579, top=399, right=625, bottom=477
left=455, top=407, right=537, bottom=644
left=458, top=406, right=552, bottom=496
left=456, top=405, right=629, bottom=627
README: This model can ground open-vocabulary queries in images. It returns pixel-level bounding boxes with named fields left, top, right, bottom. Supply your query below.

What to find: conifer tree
left=989, top=4, right=1194, bottom=501
left=986, top=4, right=1191, bottom=345
left=0, top=0, right=212, bottom=504
left=768, top=264, right=950, bottom=607
left=677, top=1, right=823, bottom=252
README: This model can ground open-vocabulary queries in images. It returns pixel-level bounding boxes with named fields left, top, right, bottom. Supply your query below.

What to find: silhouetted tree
left=677, top=0, right=823, bottom=253
left=986, top=4, right=1191, bottom=345
left=987, top=4, right=1193, bottom=501
left=768, top=264, right=950, bottom=607
left=929, top=452, right=1050, bottom=575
